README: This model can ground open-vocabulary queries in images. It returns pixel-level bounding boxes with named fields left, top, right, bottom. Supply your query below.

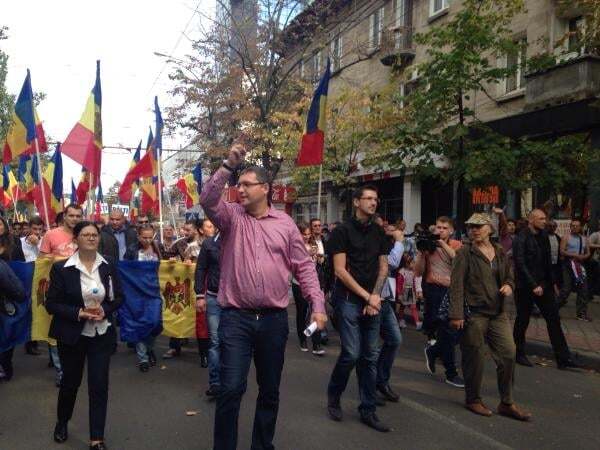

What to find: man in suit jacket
left=99, top=210, right=138, bottom=261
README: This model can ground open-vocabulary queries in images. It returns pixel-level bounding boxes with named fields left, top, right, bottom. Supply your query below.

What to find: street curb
left=525, top=339, right=600, bottom=371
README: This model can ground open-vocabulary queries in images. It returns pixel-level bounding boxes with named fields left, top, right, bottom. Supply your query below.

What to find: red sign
left=472, top=186, right=499, bottom=205
left=224, top=185, right=296, bottom=204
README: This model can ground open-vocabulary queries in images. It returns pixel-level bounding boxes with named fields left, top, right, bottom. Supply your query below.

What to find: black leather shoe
left=515, top=354, right=533, bottom=367
left=139, top=362, right=149, bottom=373
left=327, top=396, right=343, bottom=421
left=557, top=359, right=580, bottom=370
left=90, top=442, right=107, bottom=450
left=377, top=384, right=400, bottom=402
left=205, top=385, right=220, bottom=397
left=53, top=422, right=68, bottom=443
left=360, top=413, right=391, bottom=432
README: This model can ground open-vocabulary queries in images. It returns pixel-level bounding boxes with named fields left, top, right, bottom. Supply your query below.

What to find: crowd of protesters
left=0, top=145, right=598, bottom=449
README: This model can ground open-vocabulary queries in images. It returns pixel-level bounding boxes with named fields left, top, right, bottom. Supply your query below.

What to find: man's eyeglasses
left=236, top=181, right=266, bottom=189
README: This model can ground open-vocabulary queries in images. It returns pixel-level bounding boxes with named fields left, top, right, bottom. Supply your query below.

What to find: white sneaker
left=416, top=321, right=423, bottom=331
left=398, top=319, right=407, bottom=329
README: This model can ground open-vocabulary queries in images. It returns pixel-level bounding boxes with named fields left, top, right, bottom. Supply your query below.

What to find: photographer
left=414, top=216, right=464, bottom=388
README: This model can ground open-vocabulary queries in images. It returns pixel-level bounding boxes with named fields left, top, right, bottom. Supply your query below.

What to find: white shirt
left=21, top=236, right=41, bottom=262
left=64, top=252, right=110, bottom=337
left=314, top=238, right=325, bottom=256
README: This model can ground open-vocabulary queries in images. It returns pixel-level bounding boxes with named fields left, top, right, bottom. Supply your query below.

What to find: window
left=430, top=0, right=449, bottom=17
left=504, top=38, right=527, bottom=94
left=312, top=51, right=322, bottom=82
left=369, top=7, right=385, bottom=49
left=568, top=17, right=585, bottom=55
left=394, top=0, right=406, bottom=48
left=330, top=35, right=343, bottom=71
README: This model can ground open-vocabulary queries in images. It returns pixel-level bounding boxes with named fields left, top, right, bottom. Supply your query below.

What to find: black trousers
left=57, top=330, right=114, bottom=441
left=0, top=348, right=14, bottom=380
left=513, top=284, right=570, bottom=362
left=292, top=283, right=321, bottom=349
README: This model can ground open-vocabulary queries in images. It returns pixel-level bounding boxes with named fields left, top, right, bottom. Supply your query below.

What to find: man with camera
left=414, top=216, right=464, bottom=388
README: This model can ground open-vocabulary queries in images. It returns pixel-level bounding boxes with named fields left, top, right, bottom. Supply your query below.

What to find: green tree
left=0, top=26, right=14, bottom=143
left=368, top=0, right=594, bottom=213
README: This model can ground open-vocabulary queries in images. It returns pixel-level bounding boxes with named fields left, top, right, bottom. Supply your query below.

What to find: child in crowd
left=396, top=256, right=423, bottom=330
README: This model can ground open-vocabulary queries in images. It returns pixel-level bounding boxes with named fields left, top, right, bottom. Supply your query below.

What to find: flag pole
left=34, top=138, right=50, bottom=227
left=13, top=184, right=20, bottom=221
left=317, top=163, right=323, bottom=220
left=157, top=149, right=164, bottom=244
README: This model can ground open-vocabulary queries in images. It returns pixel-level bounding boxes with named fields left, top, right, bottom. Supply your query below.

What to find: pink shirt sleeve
left=39, top=233, right=52, bottom=254
left=199, top=167, right=237, bottom=232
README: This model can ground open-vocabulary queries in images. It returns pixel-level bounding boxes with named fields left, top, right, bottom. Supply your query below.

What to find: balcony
left=379, top=27, right=416, bottom=67
left=524, top=55, right=600, bottom=111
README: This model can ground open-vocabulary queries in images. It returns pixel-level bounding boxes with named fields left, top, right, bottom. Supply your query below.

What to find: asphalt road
left=1, top=309, right=599, bottom=450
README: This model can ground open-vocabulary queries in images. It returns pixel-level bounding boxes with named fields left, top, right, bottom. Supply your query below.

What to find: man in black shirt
left=326, top=185, right=392, bottom=432
left=513, top=209, right=577, bottom=369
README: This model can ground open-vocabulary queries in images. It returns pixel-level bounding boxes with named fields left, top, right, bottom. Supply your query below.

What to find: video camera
left=415, top=231, right=441, bottom=253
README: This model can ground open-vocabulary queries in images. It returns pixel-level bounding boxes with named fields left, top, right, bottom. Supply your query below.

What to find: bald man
left=512, top=209, right=577, bottom=369
left=99, top=209, right=139, bottom=260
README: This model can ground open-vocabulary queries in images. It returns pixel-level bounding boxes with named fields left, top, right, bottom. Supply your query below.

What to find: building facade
left=280, top=0, right=599, bottom=229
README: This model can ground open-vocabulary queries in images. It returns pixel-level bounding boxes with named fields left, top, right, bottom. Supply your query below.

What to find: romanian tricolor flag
left=70, top=178, right=77, bottom=204
left=2, top=70, right=47, bottom=164
left=296, top=58, right=330, bottom=166
left=117, top=139, right=142, bottom=203
left=33, top=145, right=63, bottom=224
left=1, top=164, right=17, bottom=208
left=118, top=130, right=156, bottom=203
left=176, top=164, right=202, bottom=209
left=17, top=155, right=35, bottom=202
left=61, top=60, right=102, bottom=186
left=76, top=168, right=91, bottom=205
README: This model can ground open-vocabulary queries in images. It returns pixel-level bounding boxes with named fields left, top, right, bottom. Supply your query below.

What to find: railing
left=380, top=26, right=415, bottom=67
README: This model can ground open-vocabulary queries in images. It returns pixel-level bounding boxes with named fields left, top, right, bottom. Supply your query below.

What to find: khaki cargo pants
left=460, top=313, right=516, bottom=405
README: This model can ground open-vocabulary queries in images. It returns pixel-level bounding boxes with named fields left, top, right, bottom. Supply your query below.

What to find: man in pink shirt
left=40, top=204, right=83, bottom=258
left=200, top=143, right=326, bottom=450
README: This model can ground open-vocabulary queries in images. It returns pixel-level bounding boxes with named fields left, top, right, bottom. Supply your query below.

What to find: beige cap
left=465, top=213, right=493, bottom=226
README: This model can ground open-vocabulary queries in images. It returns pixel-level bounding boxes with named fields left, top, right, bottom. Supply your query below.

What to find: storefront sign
left=472, top=186, right=500, bottom=205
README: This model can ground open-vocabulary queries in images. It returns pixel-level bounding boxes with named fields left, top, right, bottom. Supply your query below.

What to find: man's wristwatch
left=222, top=161, right=234, bottom=172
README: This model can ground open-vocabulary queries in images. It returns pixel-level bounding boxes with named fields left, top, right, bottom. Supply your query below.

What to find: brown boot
left=497, top=402, right=532, bottom=421
left=465, top=402, right=493, bottom=417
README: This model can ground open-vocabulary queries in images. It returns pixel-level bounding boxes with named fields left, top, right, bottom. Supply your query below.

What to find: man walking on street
left=195, top=230, right=222, bottom=399
left=557, top=218, right=592, bottom=321
left=512, top=209, right=578, bottom=369
left=415, top=216, right=464, bottom=388
left=326, top=185, right=392, bottom=432
left=200, top=143, right=327, bottom=450
left=376, top=224, right=405, bottom=404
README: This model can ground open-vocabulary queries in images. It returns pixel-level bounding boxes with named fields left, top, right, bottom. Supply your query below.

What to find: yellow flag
left=159, top=261, right=197, bottom=338
left=31, top=258, right=57, bottom=345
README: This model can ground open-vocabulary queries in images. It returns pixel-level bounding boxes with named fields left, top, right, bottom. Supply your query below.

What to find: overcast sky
left=3, top=0, right=213, bottom=193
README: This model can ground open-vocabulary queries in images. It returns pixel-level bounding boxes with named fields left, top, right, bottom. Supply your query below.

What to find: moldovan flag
left=1, top=164, right=18, bottom=207
left=33, top=145, right=63, bottom=223
left=176, top=164, right=202, bottom=208
left=118, top=130, right=155, bottom=203
left=0, top=260, right=56, bottom=353
left=61, top=61, right=102, bottom=186
left=17, top=155, right=35, bottom=202
left=2, top=70, right=47, bottom=164
left=296, top=58, right=330, bottom=166
left=117, top=261, right=196, bottom=341
left=117, top=139, right=142, bottom=203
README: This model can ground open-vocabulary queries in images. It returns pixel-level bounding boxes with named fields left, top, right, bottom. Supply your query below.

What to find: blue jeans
left=214, top=308, right=288, bottom=450
left=135, top=335, right=156, bottom=364
left=49, top=344, right=63, bottom=378
left=327, top=295, right=381, bottom=416
left=422, top=283, right=459, bottom=378
left=206, top=293, right=221, bottom=388
left=376, top=300, right=402, bottom=387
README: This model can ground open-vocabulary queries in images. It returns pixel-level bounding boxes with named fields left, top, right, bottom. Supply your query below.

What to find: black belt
left=224, top=307, right=285, bottom=316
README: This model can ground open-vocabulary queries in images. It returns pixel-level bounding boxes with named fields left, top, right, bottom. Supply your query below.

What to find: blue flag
left=0, top=262, right=33, bottom=353
left=117, top=260, right=163, bottom=342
